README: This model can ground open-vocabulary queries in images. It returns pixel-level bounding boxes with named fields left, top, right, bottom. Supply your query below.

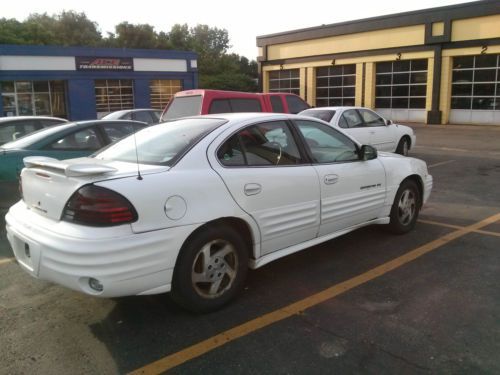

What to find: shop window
left=268, top=69, right=300, bottom=95
left=149, top=80, right=182, bottom=110
left=1, top=80, right=67, bottom=117
left=95, top=80, right=134, bottom=114
left=451, top=54, right=500, bottom=110
left=375, top=59, right=427, bottom=109
left=315, top=64, right=356, bottom=107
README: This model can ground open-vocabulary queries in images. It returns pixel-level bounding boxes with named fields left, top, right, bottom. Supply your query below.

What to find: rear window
left=209, top=99, right=262, bottom=114
left=0, top=122, right=76, bottom=149
left=300, top=109, right=336, bottom=123
left=163, top=96, right=202, bottom=120
left=95, top=118, right=226, bottom=166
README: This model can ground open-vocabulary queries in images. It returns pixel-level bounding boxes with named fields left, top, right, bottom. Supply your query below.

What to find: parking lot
left=1, top=123, right=499, bottom=374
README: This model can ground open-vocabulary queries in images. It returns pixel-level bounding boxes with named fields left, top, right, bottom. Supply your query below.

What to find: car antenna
left=133, top=130, right=143, bottom=180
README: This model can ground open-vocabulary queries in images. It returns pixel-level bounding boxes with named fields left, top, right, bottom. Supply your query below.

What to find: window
left=48, top=128, right=103, bottom=150
left=95, top=80, right=134, bottom=113
left=270, top=96, right=284, bottom=113
left=295, top=120, right=358, bottom=163
left=164, top=95, right=202, bottom=120
left=132, top=111, right=155, bottom=124
left=149, top=80, right=182, bottom=110
left=451, top=54, right=499, bottom=110
left=341, top=109, right=364, bottom=128
left=218, top=121, right=302, bottom=167
left=299, top=109, right=336, bottom=123
left=209, top=99, right=262, bottom=114
left=358, top=109, right=385, bottom=127
left=315, top=64, right=356, bottom=107
left=101, top=123, right=141, bottom=142
left=375, top=59, right=428, bottom=109
left=1, top=80, right=67, bottom=117
left=268, top=69, right=300, bottom=95
left=285, top=95, right=309, bottom=114
left=0, top=121, right=38, bottom=144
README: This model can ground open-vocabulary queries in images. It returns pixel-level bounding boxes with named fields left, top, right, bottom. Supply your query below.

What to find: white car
left=299, top=107, right=416, bottom=156
left=6, top=113, right=432, bottom=312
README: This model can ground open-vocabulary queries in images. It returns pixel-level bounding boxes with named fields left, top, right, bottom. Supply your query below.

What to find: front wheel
left=388, top=180, right=420, bottom=234
left=171, top=226, right=248, bottom=313
left=396, top=137, right=410, bottom=156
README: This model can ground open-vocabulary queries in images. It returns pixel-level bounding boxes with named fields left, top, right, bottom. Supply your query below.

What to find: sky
left=2, top=0, right=473, bottom=59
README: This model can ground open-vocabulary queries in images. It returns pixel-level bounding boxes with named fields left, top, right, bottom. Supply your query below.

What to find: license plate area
left=9, top=233, right=41, bottom=276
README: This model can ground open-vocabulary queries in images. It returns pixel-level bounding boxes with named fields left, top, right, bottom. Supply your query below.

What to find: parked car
left=6, top=113, right=432, bottom=312
left=0, top=120, right=147, bottom=208
left=299, top=107, right=416, bottom=155
left=0, top=116, right=68, bottom=146
left=160, top=89, right=310, bottom=121
left=101, top=109, right=162, bottom=125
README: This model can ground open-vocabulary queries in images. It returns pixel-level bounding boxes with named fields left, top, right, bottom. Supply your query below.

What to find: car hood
left=20, top=156, right=169, bottom=221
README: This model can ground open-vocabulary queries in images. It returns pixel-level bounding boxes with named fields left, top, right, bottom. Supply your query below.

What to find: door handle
left=244, top=183, right=262, bottom=196
left=324, top=174, right=339, bottom=185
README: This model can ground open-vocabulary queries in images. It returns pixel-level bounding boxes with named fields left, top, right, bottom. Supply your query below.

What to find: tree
left=110, top=22, right=160, bottom=49
left=55, top=11, right=101, bottom=46
left=0, top=18, right=26, bottom=45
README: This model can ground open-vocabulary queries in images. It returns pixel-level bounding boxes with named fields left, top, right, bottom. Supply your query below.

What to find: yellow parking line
left=419, top=219, right=500, bottom=237
left=0, top=258, right=14, bottom=266
left=428, top=160, right=456, bottom=168
left=129, top=212, right=500, bottom=375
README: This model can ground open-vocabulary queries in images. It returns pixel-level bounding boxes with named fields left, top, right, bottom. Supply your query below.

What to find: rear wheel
left=171, top=226, right=248, bottom=313
left=396, top=137, right=410, bottom=156
left=388, top=180, right=420, bottom=234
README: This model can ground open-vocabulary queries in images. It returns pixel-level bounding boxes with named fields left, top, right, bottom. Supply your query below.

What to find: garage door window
left=315, top=65, right=356, bottom=107
left=269, top=69, right=300, bottom=95
left=95, top=80, right=134, bottom=113
left=451, top=54, right=499, bottom=110
left=375, top=59, right=428, bottom=109
left=149, top=80, right=182, bottom=110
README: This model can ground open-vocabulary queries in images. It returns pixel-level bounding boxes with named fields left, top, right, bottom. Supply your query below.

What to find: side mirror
left=385, top=119, right=393, bottom=126
left=359, top=145, right=378, bottom=161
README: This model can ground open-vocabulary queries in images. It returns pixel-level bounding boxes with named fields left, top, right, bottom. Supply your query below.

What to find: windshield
left=163, top=95, right=202, bottom=120
left=0, top=122, right=76, bottom=149
left=300, top=109, right=336, bottom=123
left=95, top=118, right=226, bottom=166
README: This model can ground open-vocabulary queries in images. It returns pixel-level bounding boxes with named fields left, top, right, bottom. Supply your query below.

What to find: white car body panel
left=6, top=113, right=432, bottom=298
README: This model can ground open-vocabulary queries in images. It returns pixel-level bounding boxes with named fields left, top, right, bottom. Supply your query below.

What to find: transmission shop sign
left=76, top=57, right=134, bottom=71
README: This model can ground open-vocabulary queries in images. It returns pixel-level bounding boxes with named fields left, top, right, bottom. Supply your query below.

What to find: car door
left=336, top=109, right=371, bottom=146
left=293, top=119, right=387, bottom=236
left=358, top=109, right=396, bottom=151
left=210, top=120, right=321, bottom=255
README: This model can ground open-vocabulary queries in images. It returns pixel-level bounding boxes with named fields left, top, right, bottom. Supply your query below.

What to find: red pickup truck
left=160, top=89, right=310, bottom=121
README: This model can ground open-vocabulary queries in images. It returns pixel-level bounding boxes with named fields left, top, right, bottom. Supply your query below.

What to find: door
left=210, top=120, right=321, bottom=255
left=358, top=108, right=396, bottom=151
left=293, top=119, right=387, bottom=236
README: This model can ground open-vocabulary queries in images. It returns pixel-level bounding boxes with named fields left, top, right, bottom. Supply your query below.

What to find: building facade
left=0, top=45, right=197, bottom=120
left=257, top=1, right=500, bottom=125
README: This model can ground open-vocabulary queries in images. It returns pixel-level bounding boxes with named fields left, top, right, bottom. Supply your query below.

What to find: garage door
left=450, top=54, right=500, bottom=125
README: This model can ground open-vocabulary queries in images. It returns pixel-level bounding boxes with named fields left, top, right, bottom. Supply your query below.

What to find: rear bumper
left=6, top=202, right=199, bottom=297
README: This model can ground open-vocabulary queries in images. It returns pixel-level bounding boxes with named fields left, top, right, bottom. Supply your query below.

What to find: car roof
left=301, top=106, right=366, bottom=111
left=0, top=116, right=67, bottom=124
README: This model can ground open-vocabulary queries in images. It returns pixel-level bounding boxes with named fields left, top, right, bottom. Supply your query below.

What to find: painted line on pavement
left=428, top=160, right=456, bottom=168
left=129, top=212, right=500, bottom=375
left=0, top=258, right=14, bottom=266
left=419, top=219, right=500, bottom=238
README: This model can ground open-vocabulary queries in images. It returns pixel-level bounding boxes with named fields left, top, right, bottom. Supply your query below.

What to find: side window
left=270, top=96, right=284, bottom=113
left=120, top=112, right=133, bottom=120
left=230, top=99, right=262, bottom=112
left=209, top=99, right=231, bottom=114
left=217, top=121, right=303, bottom=167
left=295, top=120, right=359, bottom=163
left=286, top=95, right=309, bottom=114
left=132, top=111, right=154, bottom=124
left=359, top=109, right=385, bottom=127
left=341, top=109, right=364, bottom=128
left=101, top=123, right=135, bottom=142
left=338, top=116, right=348, bottom=129
left=41, top=120, right=65, bottom=127
left=47, top=128, right=103, bottom=150
left=0, top=124, right=18, bottom=144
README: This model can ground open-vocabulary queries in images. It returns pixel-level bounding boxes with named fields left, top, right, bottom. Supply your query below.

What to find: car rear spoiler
left=23, top=156, right=117, bottom=177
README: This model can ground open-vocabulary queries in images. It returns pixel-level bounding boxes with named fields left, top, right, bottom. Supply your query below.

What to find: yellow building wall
left=299, top=68, right=306, bottom=99
left=451, top=15, right=500, bottom=41
left=425, top=58, right=434, bottom=112
left=364, top=62, right=375, bottom=109
left=355, top=63, right=363, bottom=107
left=440, top=56, right=453, bottom=125
left=268, top=25, right=425, bottom=60
left=306, top=68, right=315, bottom=106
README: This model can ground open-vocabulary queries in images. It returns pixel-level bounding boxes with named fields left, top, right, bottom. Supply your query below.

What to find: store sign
left=76, top=57, right=134, bottom=71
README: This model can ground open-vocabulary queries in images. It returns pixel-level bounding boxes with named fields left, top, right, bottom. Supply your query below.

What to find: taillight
left=62, top=185, right=138, bottom=226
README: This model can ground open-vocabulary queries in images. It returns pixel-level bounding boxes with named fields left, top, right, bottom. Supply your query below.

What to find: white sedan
left=299, top=107, right=416, bottom=155
left=6, top=113, right=432, bottom=312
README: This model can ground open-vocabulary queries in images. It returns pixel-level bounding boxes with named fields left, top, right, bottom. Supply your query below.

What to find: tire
left=396, top=137, right=410, bottom=156
left=171, top=225, right=249, bottom=313
left=388, top=179, right=421, bottom=234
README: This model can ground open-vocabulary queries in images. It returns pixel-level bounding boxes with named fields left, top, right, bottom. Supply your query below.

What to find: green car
left=0, top=119, right=147, bottom=208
